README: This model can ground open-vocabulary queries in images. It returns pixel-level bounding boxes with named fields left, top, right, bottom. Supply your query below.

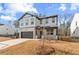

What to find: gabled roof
left=18, top=12, right=40, bottom=21
left=40, top=15, right=58, bottom=19
left=66, top=14, right=75, bottom=28
left=18, top=12, right=58, bottom=21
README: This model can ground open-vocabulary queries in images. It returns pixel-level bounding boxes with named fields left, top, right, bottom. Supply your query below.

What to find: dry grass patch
left=0, top=37, right=12, bottom=42
left=0, top=40, right=56, bottom=55
left=0, top=40, right=42, bottom=55
left=35, top=45, right=55, bottom=55
left=0, top=40, right=79, bottom=55
left=46, top=40, right=79, bottom=55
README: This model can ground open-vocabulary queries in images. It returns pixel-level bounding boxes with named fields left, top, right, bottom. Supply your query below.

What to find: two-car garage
left=21, top=32, right=33, bottom=38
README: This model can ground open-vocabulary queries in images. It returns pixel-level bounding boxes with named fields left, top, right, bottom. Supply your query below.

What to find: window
left=52, top=20, right=55, bottom=23
left=31, top=18, right=34, bottom=24
left=46, top=20, right=48, bottom=23
left=31, top=21, right=34, bottom=24
left=6, top=28, right=8, bottom=30
left=50, top=29, right=53, bottom=35
left=76, top=21, right=77, bottom=26
left=21, top=23, right=23, bottom=26
left=52, top=18, right=55, bottom=23
left=26, top=22, right=28, bottom=25
left=25, top=20, right=29, bottom=25
left=51, top=32, right=53, bottom=35
left=40, top=20, right=42, bottom=24
left=47, top=29, right=53, bottom=35
left=46, top=19, right=48, bottom=24
left=73, top=31, right=75, bottom=34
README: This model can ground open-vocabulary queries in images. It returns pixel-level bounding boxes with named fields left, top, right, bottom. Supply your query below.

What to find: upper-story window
left=52, top=20, right=55, bottom=23
left=21, top=23, right=23, bottom=26
left=31, top=18, right=34, bottom=25
left=26, top=22, right=28, bottom=25
left=25, top=19, right=29, bottom=25
left=40, top=20, right=42, bottom=24
left=52, top=18, right=55, bottom=23
left=46, top=19, right=48, bottom=24
left=76, top=21, right=77, bottom=26
left=31, top=21, right=34, bottom=24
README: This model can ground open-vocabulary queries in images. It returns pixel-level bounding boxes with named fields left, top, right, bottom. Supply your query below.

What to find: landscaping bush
left=35, top=45, right=55, bottom=55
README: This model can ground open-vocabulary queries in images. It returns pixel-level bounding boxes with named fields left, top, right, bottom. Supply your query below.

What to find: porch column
left=33, top=30, right=35, bottom=39
left=35, top=28, right=38, bottom=39
left=43, top=28, right=46, bottom=35
left=56, top=28, right=58, bottom=35
left=19, top=31, right=21, bottom=38
left=53, top=29, right=56, bottom=35
left=42, top=28, right=46, bottom=39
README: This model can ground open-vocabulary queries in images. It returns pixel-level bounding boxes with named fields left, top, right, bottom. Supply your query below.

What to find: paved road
left=0, top=38, right=38, bottom=50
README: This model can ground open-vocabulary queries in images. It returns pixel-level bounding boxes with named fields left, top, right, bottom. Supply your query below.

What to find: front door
left=40, top=31, right=42, bottom=38
left=37, top=31, right=42, bottom=39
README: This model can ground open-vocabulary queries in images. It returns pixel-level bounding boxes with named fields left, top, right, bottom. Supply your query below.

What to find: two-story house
left=18, top=13, right=58, bottom=39
left=18, top=13, right=40, bottom=39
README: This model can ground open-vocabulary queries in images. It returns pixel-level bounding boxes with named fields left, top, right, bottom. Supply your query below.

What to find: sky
left=0, top=3, right=79, bottom=25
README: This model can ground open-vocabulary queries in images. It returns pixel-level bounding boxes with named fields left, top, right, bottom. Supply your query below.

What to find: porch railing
left=42, top=35, right=58, bottom=39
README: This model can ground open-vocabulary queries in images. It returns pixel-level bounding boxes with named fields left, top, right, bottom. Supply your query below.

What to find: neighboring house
left=0, top=24, right=15, bottom=36
left=67, top=13, right=79, bottom=38
left=18, top=13, right=58, bottom=39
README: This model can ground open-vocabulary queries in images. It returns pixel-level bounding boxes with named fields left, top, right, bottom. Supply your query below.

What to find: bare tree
left=13, top=20, right=19, bottom=38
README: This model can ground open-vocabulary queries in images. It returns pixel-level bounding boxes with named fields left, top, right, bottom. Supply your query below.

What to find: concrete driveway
left=0, top=38, right=39, bottom=50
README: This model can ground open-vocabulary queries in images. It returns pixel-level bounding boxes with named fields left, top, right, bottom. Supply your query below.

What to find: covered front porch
left=35, top=26, right=58, bottom=39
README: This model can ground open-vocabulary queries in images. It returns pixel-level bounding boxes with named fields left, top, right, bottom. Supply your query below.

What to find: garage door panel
left=21, top=32, right=33, bottom=38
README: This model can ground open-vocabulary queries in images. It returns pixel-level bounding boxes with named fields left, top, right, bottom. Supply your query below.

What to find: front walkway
left=0, top=38, right=39, bottom=50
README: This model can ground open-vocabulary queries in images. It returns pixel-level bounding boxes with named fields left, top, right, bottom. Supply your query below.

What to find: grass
left=0, top=37, right=12, bottom=42
left=0, top=40, right=42, bottom=55
left=0, top=40, right=79, bottom=55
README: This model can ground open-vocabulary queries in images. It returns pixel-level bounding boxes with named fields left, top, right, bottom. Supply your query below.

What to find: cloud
left=58, top=4, right=66, bottom=11
left=0, top=6, right=3, bottom=12
left=0, top=3, right=38, bottom=21
left=1, top=15, right=11, bottom=20
left=4, top=3, right=38, bottom=13
left=0, top=15, right=16, bottom=21
left=70, top=3, right=79, bottom=10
